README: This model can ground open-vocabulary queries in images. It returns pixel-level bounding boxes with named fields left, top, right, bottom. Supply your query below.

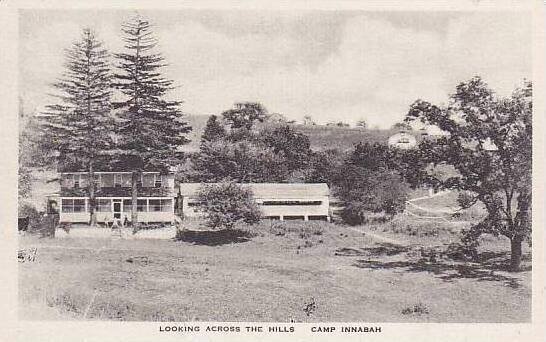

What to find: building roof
left=179, top=183, right=329, bottom=198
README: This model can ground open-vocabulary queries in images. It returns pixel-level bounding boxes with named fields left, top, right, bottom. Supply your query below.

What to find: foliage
left=392, top=122, right=412, bottom=131
left=195, top=183, right=262, bottom=229
left=40, top=28, right=114, bottom=168
left=222, top=102, right=268, bottom=131
left=262, top=125, right=313, bottom=173
left=39, top=28, right=114, bottom=224
left=200, top=115, right=226, bottom=144
left=18, top=202, right=51, bottom=235
left=306, top=148, right=347, bottom=185
left=336, top=143, right=410, bottom=225
left=113, top=15, right=191, bottom=222
left=192, top=139, right=287, bottom=182
left=113, top=15, right=191, bottom=170
left=18, top=167, right=32, bottom=200
left=192, top=118, right=313, bottom=182
left=405, top=76, right=532, bottom=271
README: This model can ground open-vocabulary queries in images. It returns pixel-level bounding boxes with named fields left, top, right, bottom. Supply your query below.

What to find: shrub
left=401, top=302, right=430, bottom=316
left=18, top=202, right=43, bottom=233
left=196, top=182, right=262, bottom=229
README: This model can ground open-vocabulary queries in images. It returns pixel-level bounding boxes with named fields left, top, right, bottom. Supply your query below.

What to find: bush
left=196, top=182, right=262, bottom=229
left=18, top=202, right=42, bottom=233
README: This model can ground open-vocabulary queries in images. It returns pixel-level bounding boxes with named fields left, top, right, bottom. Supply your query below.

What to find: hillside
left=183, top=114, right=401, bottom=152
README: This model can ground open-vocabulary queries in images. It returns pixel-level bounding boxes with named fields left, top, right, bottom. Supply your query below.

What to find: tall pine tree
left=40, top=28, right=113, bottom=225
left=113, top=15, right=191, bottom=223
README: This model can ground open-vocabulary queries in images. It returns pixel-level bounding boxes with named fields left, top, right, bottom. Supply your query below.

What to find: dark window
left=261, top=200, right=322, bottom=206
left=265, top=216, right=280, bottom=220
left=137, top=199, right=147, bottom=212
left=283, top=216, right=305, bottom=220
left=308, top=215, right=328, bottom=221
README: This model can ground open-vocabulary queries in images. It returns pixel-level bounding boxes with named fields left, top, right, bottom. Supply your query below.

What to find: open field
left=18, top=217, right=531, bottom=322
left=180, top=114, right=399, bottom=152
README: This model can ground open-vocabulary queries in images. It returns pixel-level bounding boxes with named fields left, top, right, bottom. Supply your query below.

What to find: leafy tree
left=405, top=77, right=532, bottom=271
left=222, top=102, right=267, bottom=131
left=336, top=143, right=410, bottom=224
left=201, top=114, right=226, bottom=144
left=113, top=15, right=191, bottom=223
left=306, top=148, right=347, bottom=186
left=262, top=125, right=312, bottom=172
left=39, top=28, right=113, bottom=225
left=338, top=167, right=409, bottom=225
left=192, top=139, right=287, bottom=183
left=392, top=122, right=412, bottom=131
left=196, top=182, right=262, bottom=229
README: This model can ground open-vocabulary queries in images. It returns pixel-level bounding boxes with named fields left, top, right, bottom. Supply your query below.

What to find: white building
left=387, top=131, right=417, bottom=149
left=178, top=183, right=330, bottom=221
left=57, top=171, right=176, bottom=224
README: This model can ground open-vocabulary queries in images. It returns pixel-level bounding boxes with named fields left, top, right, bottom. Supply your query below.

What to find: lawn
left=18, top=218, right=531, bottom=322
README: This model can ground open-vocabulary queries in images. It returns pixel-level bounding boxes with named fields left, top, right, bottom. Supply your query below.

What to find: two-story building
left=178, top=183, right=330, bottom=221
left=57, top=171, right=176, bottom=224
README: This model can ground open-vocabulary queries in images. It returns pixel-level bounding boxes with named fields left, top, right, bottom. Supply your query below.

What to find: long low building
left=178, top=183, right=330, bottom=221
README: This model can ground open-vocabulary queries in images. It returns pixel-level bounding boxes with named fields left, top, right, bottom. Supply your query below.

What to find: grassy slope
left=19, top=220, right=530, bottom=322
left=182, top=114, right=399, bottom=152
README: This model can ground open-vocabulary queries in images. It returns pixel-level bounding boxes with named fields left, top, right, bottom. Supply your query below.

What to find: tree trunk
left=509, top=236, right=523, bottom=272
left=131, top=171, right=139, bottom=225
left=88, top=161, right=97, bottom=226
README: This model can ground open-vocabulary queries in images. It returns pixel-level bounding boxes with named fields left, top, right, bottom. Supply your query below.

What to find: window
left=137, top=199, right=147, bottom=212
left=94, top=174, right=102, bottom=187
left=62, top=174, right=88, bottom=188
left=308, top=215, right=328, bottom=221
left=154, top=174, right=163, bottom=188
left=61, top=199, right=86, bottom=213
left=187, top=201, right=201, bottom=207
left=97, top=199, right=111, bottom=212
left=149, top=199, right=172, bottom=212
left=284, top=216, right=305, bottom=220
left=114, top=174, right=123, bottom=187
left=123, top=199, right=132, bottom=213
left=261, top=200, right=322, bottom=206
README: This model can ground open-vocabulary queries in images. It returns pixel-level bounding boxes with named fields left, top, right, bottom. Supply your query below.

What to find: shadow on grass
left=352, top=251, right=531, bottom=289
left=335, top=243, right=410, bottom=257
left=175, top=229, right=252, bottom=246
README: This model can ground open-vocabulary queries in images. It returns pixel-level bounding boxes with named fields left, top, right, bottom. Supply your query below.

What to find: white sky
left=19, top=9, right=532, bottom=128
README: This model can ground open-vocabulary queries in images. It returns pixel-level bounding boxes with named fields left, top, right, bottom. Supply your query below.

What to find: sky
left=19, top=9, right=532, bottom=128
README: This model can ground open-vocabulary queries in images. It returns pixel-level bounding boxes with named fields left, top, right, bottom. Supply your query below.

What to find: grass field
left=18, top=217, right=531, bottom=322
left=180, top=114, right=399, bottom=152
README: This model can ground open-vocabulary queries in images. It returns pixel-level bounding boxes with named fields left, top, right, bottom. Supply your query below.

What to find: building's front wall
left=181, top=195, right=330, bottom=221
left=59, top=197, right=175, bottom=224
left=59, top=171, right=176, bottom=224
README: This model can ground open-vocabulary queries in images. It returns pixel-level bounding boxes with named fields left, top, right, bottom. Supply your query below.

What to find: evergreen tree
left=201, top=115, right=226, bottom=144
left=40, top=28, right=113, bottom=225
left=113, top=15, right=191, bottom=223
